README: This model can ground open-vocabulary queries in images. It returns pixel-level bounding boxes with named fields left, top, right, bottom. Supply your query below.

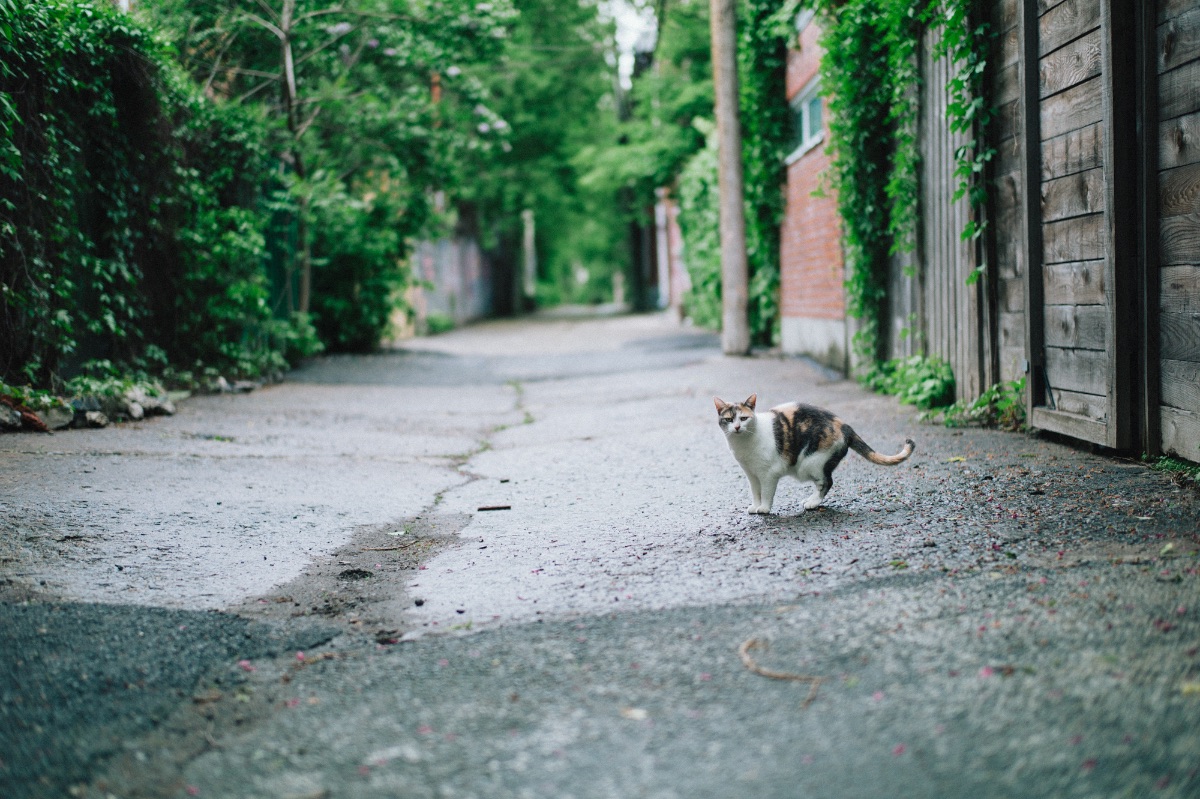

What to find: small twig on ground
left=738, top=637, right=822, bottom=709
left=361, top=540, right=422, bottom=552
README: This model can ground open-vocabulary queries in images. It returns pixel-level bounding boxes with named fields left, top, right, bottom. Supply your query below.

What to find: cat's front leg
left=755, top=474, right=781, bottom=514
left=745, top=473, right=765, bottom=514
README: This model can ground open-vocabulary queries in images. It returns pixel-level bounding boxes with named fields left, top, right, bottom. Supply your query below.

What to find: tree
left=139, top=0, right=515, bottom=346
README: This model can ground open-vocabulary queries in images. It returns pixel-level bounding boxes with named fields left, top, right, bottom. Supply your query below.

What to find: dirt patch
left=77, top=512, right=472, bottom=799
left=232, top=511, right=472, bottom=643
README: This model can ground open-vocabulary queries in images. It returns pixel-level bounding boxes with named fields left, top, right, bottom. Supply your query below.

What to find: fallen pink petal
left=892, top=744, right=906, bottom=756
left=979, top=666, right=994, bottom=678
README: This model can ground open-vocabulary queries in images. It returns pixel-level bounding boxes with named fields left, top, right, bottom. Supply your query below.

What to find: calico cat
left=714, top=394, right=915, bottom=515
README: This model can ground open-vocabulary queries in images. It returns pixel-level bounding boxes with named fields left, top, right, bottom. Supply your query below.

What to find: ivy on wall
left=807, top=0, right=995, bottom=363
left=0, top=0, right=319, bottom=387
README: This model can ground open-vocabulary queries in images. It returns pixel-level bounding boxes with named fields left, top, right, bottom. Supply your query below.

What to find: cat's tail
left=845, top=425, right=915, bottom=465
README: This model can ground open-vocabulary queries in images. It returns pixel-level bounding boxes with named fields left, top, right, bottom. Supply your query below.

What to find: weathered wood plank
left=1045, top=345, right=1107, bottom=395
left=1158, top=5, right=1200, bottom=74
left=1045, top=260, right=1107, bottom=305
left=1002, top=275, right=1025, bottom=312
left=1045, top=304, right=1107, bottom=349
left=996, top=133, right=1023, bottom=176
left=1041, top=121, right=1104, bottom=180
left=1104, top=0, right=1139, bottom=452
left=996, top=62, right=1022, bottom=105
left=998, top=236, right=1022, bottom=280
left=1159, top=58, right=1200, bottom=120
left=1049, top=387, right=1108, bottom=419
left=1041, top=166, right=1105, bottom=221
left=1161, top=265, right=1200, bottom=313
left=1040, top=77, right=1105, bottom=141
left=1161, top=0, right=1200, bottom=27
left=1032, top=406, right=1107, bottom=444
left=1161, top=406, right=1200, bottom=461
left=1043, top=213, right=1106, bottom=263
left=1040, top=28, right=1102, bottom=97
left=1160, top=110, right=1200, bottom=170
left=998, top=26, right=1021, bottom=69
left=1000, top=310, right=1026, bottom=349
left=1161, top=312, right=1200, bottom=362
left=1040, top=0, right=1101, bottom=57
left=997, top=98, right=1022, bottom=143
left=997, top=0, right=1019, bottom=33
left=1160, top=213, right=1200, bottom=265
left=999, top=346, right=1026, bottom=383
left=1160, top=161, right=1200, bottom=217
left=1161, top=358, right=1200, bottom=414
left=995, top=171, right=1023, bottom=278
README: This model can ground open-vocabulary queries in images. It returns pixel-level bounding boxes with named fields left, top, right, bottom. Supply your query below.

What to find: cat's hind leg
left=803, top=449, right=846, bottom=510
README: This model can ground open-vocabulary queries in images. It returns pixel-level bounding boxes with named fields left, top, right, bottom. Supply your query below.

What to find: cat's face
left=714, top=394, right=757, bottom=436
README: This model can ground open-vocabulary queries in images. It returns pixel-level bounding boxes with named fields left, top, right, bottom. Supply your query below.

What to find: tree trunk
left=280, top=0, right=312, bottom=314
left=708, top=0, right=749, bottom=355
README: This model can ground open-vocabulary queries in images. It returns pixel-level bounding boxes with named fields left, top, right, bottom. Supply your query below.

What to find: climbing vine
left=737, top=0, right=792, bottom=346
left=802, top=0, right=995, bottom=363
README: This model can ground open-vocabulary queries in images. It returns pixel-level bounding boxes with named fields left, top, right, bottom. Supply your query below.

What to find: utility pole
left=708, top=0, right=749, bottom=355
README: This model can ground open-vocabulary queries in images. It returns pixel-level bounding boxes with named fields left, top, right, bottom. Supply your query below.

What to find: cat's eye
left=740, top=416, right=749, bottom=421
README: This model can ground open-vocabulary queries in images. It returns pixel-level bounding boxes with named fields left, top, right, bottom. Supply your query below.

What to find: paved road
left=2, top=313, right=1198, bottom=798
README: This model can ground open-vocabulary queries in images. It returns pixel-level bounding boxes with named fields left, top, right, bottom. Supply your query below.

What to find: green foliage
left=1149, top=457, right=1200, bottom=482
left=861, top=355, right=956, bottom=410
left=0, top=381, right=70, bottom=412
left=663, top=0, right=790, bottom=343
left=933, top=377, right=1026, bottom=431
left=807, top=0, right=995, bottom=360
left=737, top=0, right=792, bottom=345
left=676, top=119, right=723, bottom=330
left=63, top=360, right=166, bottom=402
left=425, top=313, right=456, bottom=335
left=0, top=0, right=321, bottom=387
left=307, top=174, right=409, bottom=351
left=461, top=0, right=622, bottom=307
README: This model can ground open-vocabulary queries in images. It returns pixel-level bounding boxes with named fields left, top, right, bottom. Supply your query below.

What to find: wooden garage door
left=1022, top=0, right=1137, bottom=448
left=1158, top=0, right=1200, bottom=460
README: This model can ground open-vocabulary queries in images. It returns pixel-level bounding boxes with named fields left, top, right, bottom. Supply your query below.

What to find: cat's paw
left=802, top=496, right=824, bottom=510
left=747, top=504, right=770, bottom=515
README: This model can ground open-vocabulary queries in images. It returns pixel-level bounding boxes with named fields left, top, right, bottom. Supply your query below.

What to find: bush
left=862, top=355, right=956, bottom=410
left=0, top=0, right=307, bottom=387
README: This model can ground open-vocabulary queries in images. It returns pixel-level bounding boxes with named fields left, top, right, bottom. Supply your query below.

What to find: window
left=785, top=78, right=823, bottom=164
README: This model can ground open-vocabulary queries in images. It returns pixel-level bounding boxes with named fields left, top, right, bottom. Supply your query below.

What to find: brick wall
left=780, top=21, right=846, bottom=367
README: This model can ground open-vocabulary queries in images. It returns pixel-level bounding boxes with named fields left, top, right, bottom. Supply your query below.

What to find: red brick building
left=779, top=13, right=846, bottom=371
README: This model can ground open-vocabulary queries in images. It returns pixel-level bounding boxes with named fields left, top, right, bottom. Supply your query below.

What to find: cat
left=714, top=394, right=915, bottom=515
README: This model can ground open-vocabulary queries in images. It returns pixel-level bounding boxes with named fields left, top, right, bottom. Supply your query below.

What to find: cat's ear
left=713, top=396, right=728, bottom=412
left=744, top=394, right=757, bottom=410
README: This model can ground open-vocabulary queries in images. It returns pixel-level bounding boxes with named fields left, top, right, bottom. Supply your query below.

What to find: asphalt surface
left=2, top=312, right=1198, bottom=798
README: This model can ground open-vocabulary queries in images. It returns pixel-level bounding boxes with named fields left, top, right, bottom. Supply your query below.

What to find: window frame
left=784, top=77, right=824, bottom=165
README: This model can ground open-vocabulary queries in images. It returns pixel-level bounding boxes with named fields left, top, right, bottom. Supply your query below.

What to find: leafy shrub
left=425, top=314, right=456, bottom=335
left=677, top=120, right=724, bottom=332
left=0, top=0, right=303, bottom=386
left=308, top=175, right=411, bottom=353
left=862, top=355, right=956, bottom=410
left=63, top=360, right=165, bottom=402
left=936, top=378, right=1026, bottom=431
